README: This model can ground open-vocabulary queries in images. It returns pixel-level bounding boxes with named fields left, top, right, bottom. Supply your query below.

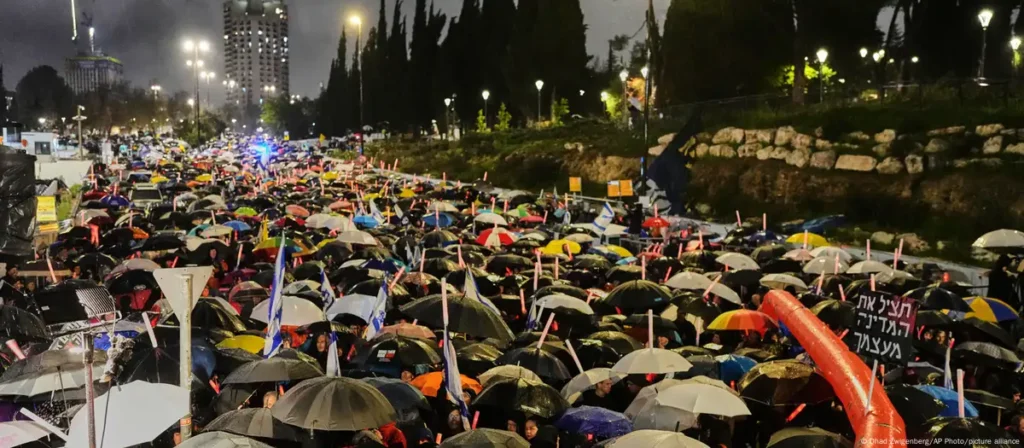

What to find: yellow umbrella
left=216, top=334, right=264, bottom=354
left=605, top=245, right=633, bottom=258
left=785, top=232, right=829, bottom=248
left=399, top=188, right=416, bottom=198
left=323, top=172, right=339, bottom=181
left=195, top=174, right=213, bottom=182
left=317, top=238, right=338, bottom=248
left=150, top=175, right=169, bottom=184
left=543, top=239, right=581, bottom=255
left=363, top=193, right=381, bottom=200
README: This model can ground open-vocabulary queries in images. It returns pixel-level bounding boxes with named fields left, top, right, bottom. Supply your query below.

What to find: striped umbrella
left=964, top=297, right=1019, bottom=322
left=707, top=310, right=777, bottom=336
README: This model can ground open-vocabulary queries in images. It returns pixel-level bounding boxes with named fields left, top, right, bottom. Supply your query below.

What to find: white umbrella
left=689, top=275, right=742, bottom=305
left=660, top=304, right=679, bottom=321
left=110, top=258, right=161, bottom=276
left=478, top=365, right=541, bottom=386
left=428, top=202, right=460, bottom=213
left=335, top=230, right=378, bottom=246
left=810, top=246, right=853, bottom=263
left=846, top=260, right=893, bottom=275
left=875, top=269, right=915, bottom=284
left=972, top=229, right=1024, bottom=252
left=202, top=297, right=241, bottom=316
left=178, top=431, right=274, bottom=448
left=473, top=213, right=508, bottom=227
left=564, top=233, right=595, bottom=244
left=631, top=400, right=697, bottom=432
left=665, top=272, right=713, bottom=290
left=283, top=280, right=321, bottom=294
left=759, top=273, right=808, bottom=291
left=201, top=224, right=234, bottom=238
left=655, top=383, right=751, bottom=417
left=305, top=213, right=333, bottom=229
left=535, top=294, right=594, bottom=315
left=326, top=293, right=378, bottom=321
left=611, top=348, right=692, bottom=375
left=250, top=296, right=323, bottom=326
left=610, top=430, right=709, bottom=448
left=0, top=363, right=106, bottom=397
left=67, top=381, right=189, bottom=448
left=782, top=249, right=814, bottom=262
left=185, top=237, right=219, bottom=252
left=322, top=216, right=355, bottom=231
left=561, top=368, right=624, bottom=401
left=624, top=379, right=687, bottom=419
left=715, top=253, right=760, bottom=271
left=0, top=420, right=51, bottom=447
left=803, top=256, right=848, bottom=274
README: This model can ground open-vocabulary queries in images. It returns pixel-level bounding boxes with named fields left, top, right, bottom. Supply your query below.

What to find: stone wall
left=648, top=123, right=1024, bottom=175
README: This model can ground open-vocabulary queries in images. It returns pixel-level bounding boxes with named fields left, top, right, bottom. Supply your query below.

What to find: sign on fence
left=607, top=181, right=621, bottom=198
left=36, top=196, right=57, bottom=222
left=843, top=291, right=918, bottom=365
left=569, top=177, right=582, bottom=193
left=619, top=180, right=634, bottom=197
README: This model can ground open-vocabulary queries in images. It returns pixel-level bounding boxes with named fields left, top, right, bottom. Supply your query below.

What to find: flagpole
left=179, top=273, right=194, bottom=441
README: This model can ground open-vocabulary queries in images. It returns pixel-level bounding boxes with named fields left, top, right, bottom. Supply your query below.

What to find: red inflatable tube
left=760, top=290, right=906, bottom=447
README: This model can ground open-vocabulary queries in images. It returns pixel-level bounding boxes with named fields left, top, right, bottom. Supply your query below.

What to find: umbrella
left=809, top=299, right=856, bottom=328
left=714, top=354, right=757, bottom=384
left=758, top=274, right=808, bottom=291
left=250, top=296, right=323, bottom=327
left=217, top=335, right=266, bottom=354
left=715, top=253, right=759, bottom=271
left=478, top=365, right=542, bottom=386
left=964, top=389, right=1015, bottom=411
left=609, top=430, right=708, bottom=448
left=803, top=256, right=848, bottom=274
left=363, top=377, right=431, bottom=417
left=883, top=383, right=947, bottom=428
left=476, top=227, right=517, bottom=247
left=473, top=377, right=569, bottom=419
left=611, top=348, right=693, bottom=374
left=411, top=371, right=483, bottom=397
left=958, top=318, right=1015, bottom=348
left=205, top=408, right=304, bottom=441
left=738, top=360, right=835, bottom=406
left=655, top=383, right=751, bottom=417
left=379, top=323, right=436, bottom=340
left=560, top=368, right=624, bottom=401
left=0, top=350, right=107, bottom=397
left=556, top=406, right=633, bottom=438
left=359, top=335, right=442, bottom=370
left=439, top=429, right=529, bottom=448
left=495, top=346, right=572, bottom=381
left=912, top=417, right=1014, bottom=448
left=907, top=287, right=969, bottom=312
left=599, top=280, right=673, bottom=313
left=846, top=260, right=893, bottom=275
left=972, top=229, right=1024, bottom=253
left=271, top=376, right=396, bottom=431
left=0, top=305, right=48, bottom=340
left=963, top=297, right=1019, bottom=322
left=785, top=232, right=829, bottom=248
left=586, top=331, right=643, bottom=355
left=707, top=310, right=777, bottom=336
left=474, top=213, right=509, bottom=226
left=221, top=357, right=323, bottom=385
left=178, top=431, right=275, bottom=448
left=953, top=341, right=1020, bottom=368
left=400, top=293, right=514, bottom=342
left=766, top=428, right=852, bottom=448
left=535, top=294, right=595, bottom=315
left=0, top=421, right=50, bottom=447
left=67, top=381, right=189, bottom=448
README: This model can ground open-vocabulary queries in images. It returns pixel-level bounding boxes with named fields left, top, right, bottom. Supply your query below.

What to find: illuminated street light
left=859, top=48, right=868, bottom=58
left=911, top=56, right=919, bottom=63
left=640, top=66, right=649, bottom=79
left=816, top=49, right=829, bottom=103
left=600, top=91, right=609, bottom=102
left=872, top=52, right=881, bottom=63
left=535, top=80, right=544, bottom=123
left=978, top=9, right=994, bottom=78
left=481, top=90, right=490, bottom=128
left=816, top=48, right=829, bottom=64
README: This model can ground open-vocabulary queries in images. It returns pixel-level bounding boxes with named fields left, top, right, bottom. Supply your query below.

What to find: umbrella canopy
left=178, top=431, right=275, bottom=448
left=609, top=430, right=709, bottom=448
left=439, top=429, right=529, bottom=448
left=556, top=406, right=633, bottom=438
left=599, top=280, right=673, bottom=313
left=847, top=260, right=893, bottom=275
left=911, top=417, right=1014, bottom=448
left=738, top=360, right=835, bottom=406
left=972, top=229, right=1024, bottom=253
left=221, top=357, right=323, bottom=385
left=707, top=310, right=777, bottom=336
left=612, top=348, right=693, bottom=375
left=270, top=376, right=397, bottom=431
left=250, top=295, right=323, bottom=326
left=400, top=293, right=514, bottom=342
left=785, top=232, right=829, bottom=248
left=479, top=365, right=542, bottom=386
left=0, top=421, right=50, bottom=447
left=803, top=256, right=848, bottom=274
left=363, top=377, right=431, bottom=417
left=766, top=428, right=852, bottom=448
left=473, top=377, right=569, bottom=419
left=715, top=253, right=760, bottom=271
left=67, top=381, right=189, bottom=448
left=495, top=346, right=572, bottom=381
left=205, top=408, right=304, bottom=442
left=963, top=297, right=1019, bottom=322
left=655, top=383, right=751, bottom=417
left=883, top=384, right=947, bottom=428
left=0, top=350, right=107, bottom=397
left=758, top=274, right=808, bottom=291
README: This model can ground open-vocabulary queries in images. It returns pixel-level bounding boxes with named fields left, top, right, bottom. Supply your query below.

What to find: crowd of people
left=0, top=133, right=1022, bottom=448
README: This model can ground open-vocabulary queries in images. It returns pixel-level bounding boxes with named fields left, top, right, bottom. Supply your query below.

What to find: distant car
left=130, top=183, right=163, bottom=207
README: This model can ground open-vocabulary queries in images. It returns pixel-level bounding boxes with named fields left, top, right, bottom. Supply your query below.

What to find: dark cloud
left=1, top=0, right=669, bottom=102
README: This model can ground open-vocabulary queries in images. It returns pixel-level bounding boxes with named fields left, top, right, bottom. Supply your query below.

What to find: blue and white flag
left=944, top=341, right=953, bottom=389
left=442, top=331, right=471, bottom=429
left=263, top=235, right=287, bottom=358
left=464, top=270, right=500, bottom=315
left=320, top=270, right=342, bottom=377
left=369, top=199, right=386, bottom=225
left=394, top=204, right=404, bottom=220
left=364, top=281, right=388, bottom=340
left=593, top=202, right=615, bottom=232
left=563, top=208, right=571, bottom=225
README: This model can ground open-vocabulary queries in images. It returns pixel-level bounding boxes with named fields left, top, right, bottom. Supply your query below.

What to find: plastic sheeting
left=761, top=290, right=906, bottom=447
left=0, top=147, right=36, bottom=258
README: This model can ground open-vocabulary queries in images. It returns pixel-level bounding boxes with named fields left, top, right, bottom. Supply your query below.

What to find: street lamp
left=640, top=66, right=650, bottom=144
left=619, top=70, right=629, bottom=129
left=443, top=98, right=451, bottom=139
left=600, top=91, right=609, bottom=102
left=37, top=117, right=46, bottom=130
left=184, top=37, right=210, bottom=144
left=73, top=106, right=86, bottom=158
left=816, top=48, right=829, bottom=103
left=350, top=14, right=364, bottom=152
left=872, top=52, right=881, bottom=63
left=534, top=80, right=544, bottom=124
left=978, top=9, right=993, bottom=79
left=481, top=90, right=490, bottom=128
left=859, top=48, right=868, bottom=59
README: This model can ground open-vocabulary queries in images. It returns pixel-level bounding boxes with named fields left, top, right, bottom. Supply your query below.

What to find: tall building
left=64, top=52, right=123, bottom=95
left=223, top=0, right=290, bottom=106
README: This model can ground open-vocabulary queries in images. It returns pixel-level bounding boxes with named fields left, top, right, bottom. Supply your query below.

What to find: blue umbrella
left=715, top=354, right=757, bottom=384
left=914, top=385, right=979, bottom=417
left=222, top=220, right=252, bottom=232
left=423, top=212, right=455, bottom=228
left=745, top=231, right=780, bottom=243
left=555, top=406, right=632, bottom=438
left=188, top=224, right=211, bottom=237
left=101, top=194, right=131, bottom=208
left=353, top=214, right=380, bottom=229
left=363, top=258, right=406, bottom=274
left=615, top=257, right=637, bottom=266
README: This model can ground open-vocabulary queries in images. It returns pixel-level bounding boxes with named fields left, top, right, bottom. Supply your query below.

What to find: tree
left=495, top=102, right=511, bottom=132
left=172, top=111, right=225, bottom=147
left=409, top=0, right=447, bottom=130
left=321, top=24, right=350, bottom=137
left=14, top=66, right=73, bottom=127
left=261, top=96, right=314, bottom=138
left=606, top=35, right=631, bottom=74
left=0, top=65, right=7, bottom=124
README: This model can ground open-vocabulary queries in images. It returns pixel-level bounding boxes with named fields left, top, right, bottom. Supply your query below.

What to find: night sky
left=1, top=0, right=672, bottom=102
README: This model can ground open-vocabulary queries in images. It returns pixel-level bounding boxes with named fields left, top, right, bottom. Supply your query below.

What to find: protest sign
left=843, top=290, right=918, bottom=364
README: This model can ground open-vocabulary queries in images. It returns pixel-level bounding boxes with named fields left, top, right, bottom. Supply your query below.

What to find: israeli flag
left=369, top=199, right=386, bottom=225
left=442, top=330, right=471, bottom=429
left=464, top=270, right=500, bottom=315
left=364, top=282, right=388, bottom=340
left=944, top=341, right=953, bottom=390
left=563, top=208, right=571, bottom=225
left=593, top=202, right=615, bottom=232
left=263, top=236, right=287, bottom=358
left=320, top=270, right=342, bottom=377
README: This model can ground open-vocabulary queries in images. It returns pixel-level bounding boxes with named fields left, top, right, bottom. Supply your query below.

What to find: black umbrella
left=362, top=377, right=432, bottom=419
left=883, top=383, right=946, bottom=428
left=606, top=265, right=644, bottom=284
left=204, top=408, right=304, bottom=442
left=421, top=257, right=461, bottom=278
left=458, top=343, right=503, bottom=377
left=400, top=293, right=514, bottom=342
left=584, top=331, right=642, bottom=355
left=439, top=429, right=529, bottom=448
left=221, top=357, right=323, bottom=385
left=105, top=269, right=160, bottom=295
left=964, top=389, right=1015, bottom=411
left=292, top=262, right=325, bottom=281
left=572, top=339, right=623, bottom=369
left=958, top=317, right=1015, bottom=348
left=495, top=346, right=572, bottom=381
left=907, top=287, right=969, bottom=312
left=472, top=377, right=569, bottom=419
left=357, top=335, right=442, bottom=370
left=271, top=376, right=397, bottom=431
left=916, top=310, right=956, bottom=328
left=751, top=244, right=788, bottom=264
left=598, top=280, right=673, bottom=313
left=573, top=255, right=612, bottom=272
left=766, top=427, right=852, bottom=448
left=910, top=417, right=1014, bottom=448
left=534, top=284, right=588, bottom=301
left=954, top=341, right=1021, bottom=368
left=738, top=360, right=835, bottom=406
left=0, top=305, right=48, bottom=340
left=141, top=233, right=186, bottom=251
left=214, top=348, right=262, bottom=376
left=422, top=229, right=458, bottom=248
left=809, top=299, right=855, bottom=328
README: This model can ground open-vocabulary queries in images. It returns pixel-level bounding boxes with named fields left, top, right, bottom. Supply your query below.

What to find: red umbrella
left=285, top=204, right=311, bottom=218
left=643, top=217, right=670, bottom=229
left=477, top=228, right=517, bottom=247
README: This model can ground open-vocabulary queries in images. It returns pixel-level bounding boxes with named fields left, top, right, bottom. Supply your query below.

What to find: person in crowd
left=262, top=391, right=278, bottom=409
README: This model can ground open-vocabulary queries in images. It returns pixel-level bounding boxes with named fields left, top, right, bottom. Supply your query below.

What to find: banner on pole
left=843, top=290, right=918, bottom=365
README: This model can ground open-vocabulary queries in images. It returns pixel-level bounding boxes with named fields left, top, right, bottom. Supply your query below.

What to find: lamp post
left=816, top=48, right=829, bottom=103
left=443, top=98, right=451, bottom=139
left=978, top=9, right=993, bottom=79
left=640, top=66, right=650, bottom=145
left=1012, top=37, right=1022, bottom=81
left=481, top=90, right=490, bottom=128
left=73, top=106, right=86, bottom=158
left=199, top=72, right=215, bottom=108
left=37, top=117, right=46, bottom=131
left=350, top=15, right=364, bottom=152
left=619, top=70, right=629, bottom=129
left=183, top=39, right=210, bottom=144
left=534, top=80, right=544, bottom=124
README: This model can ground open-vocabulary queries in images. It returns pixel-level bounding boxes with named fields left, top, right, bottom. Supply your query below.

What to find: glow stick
left=554, top=257, right=560, bottom=280
left=703, top=275, right=721, bottom=299
left=894, top=238, right=904, bottom=269
left=46, top=257, right=58, bottom=283
left=864, top=359, right=878, bottom=415
left=957, top=369, right=965, bottom=418
left=503, top=200, right=509, bottom=215
left=537, top=313, right=555, bottom=349
left=441, top=278, right=449, bottom=327
left=663, top=267, right=673, bottom=284
left=389, top=267, right=406, bottom=292
left=838, top=284, right=847, bottom=301
left=419, top=250, right=425, bottom=275
left=519, top=289, right=527, bottom=314
left=695, top=317, right=704, bottom=345
left=816, top=271, right=825, bottom=292
left=641, top=256, right=646, bottom=280
left=483, top=171, right=488, bottom=181
left=677, top=242, right=683, bottom=259
left=833, top=254, right=840, bottom=275
left=762, top=213, right=766, bottom=231
left=534, top=251, right=541, bottom=290
left=735, top=210, right=742, bottom=226
left=698, top=229, right=704, bottom=250
left=564, top=340, right=585, bottom=373
left=543, top=211, right=548, bottom=223
left=5, top=340, right=26, bottom=360
left=647, top=309, right=655, bottom=348
left=870, top=274, right=876, bottom=292
left=866, top=240, right=871, bottom=260
left=236, top=244, right=244, bottom=270
left=142, top=311, right=159, bottom=348
left=803, top=230, right=809, bottom=250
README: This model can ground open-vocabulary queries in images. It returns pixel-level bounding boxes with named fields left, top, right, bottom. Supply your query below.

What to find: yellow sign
left=284, top=135, right=291, bottom=141
left=319, top=134, right=327, bottom=142
left=620, top=179, right=634, bottom=197
left=38, top=222, right=59, bottom=234
left=607, top=181, right=621, bottom=198
left=36, top=196, right=57, bottom=222
left=569, top=177, right=582, bottom=193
